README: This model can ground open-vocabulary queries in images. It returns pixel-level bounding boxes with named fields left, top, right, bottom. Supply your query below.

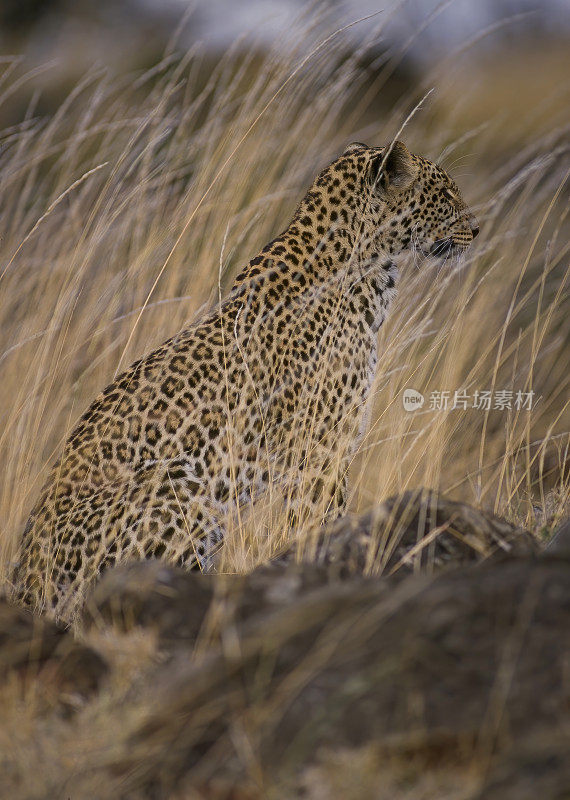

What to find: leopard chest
left=255, top=263, right=396, bottom=424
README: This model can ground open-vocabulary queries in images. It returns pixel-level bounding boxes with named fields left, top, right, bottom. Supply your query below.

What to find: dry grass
left=0, top=11, right=569, bottom=796
left=1, top=14, right=569, bottom=579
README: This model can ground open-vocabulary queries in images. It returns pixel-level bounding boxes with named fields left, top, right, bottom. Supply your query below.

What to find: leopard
left=12, top=140, right=479, bottom=621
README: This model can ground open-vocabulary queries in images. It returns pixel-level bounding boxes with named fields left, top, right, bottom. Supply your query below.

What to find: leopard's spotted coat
left=13, top=141, right=478, bottom=619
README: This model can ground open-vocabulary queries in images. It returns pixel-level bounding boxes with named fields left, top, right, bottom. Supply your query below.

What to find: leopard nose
left=470, top=220, right=479, bottom=239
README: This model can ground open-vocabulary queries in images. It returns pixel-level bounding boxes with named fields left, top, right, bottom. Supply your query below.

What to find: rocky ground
left=1, top=489, right=569, bottom=799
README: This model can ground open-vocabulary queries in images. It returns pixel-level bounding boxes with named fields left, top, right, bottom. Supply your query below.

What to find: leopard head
left=314, top=141, right=479, bottom=264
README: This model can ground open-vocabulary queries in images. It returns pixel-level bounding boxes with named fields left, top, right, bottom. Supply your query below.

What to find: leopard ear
left=383, top=141, right=417, bottom=189
left=370, top=141, right=417, bottom=191
left=343, top=141, right=367, bottom=156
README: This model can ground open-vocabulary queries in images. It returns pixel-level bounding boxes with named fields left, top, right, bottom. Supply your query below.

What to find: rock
left=84, top=559, right=216, bottom=646
left=0, top=598, right=108, bottom=708
left=84, top=558, right=344, bottom=652
left=109, top=554, right=569, bottom=797
left=277, top=488, right=538, bottom=577
left=52, top=642, right=109, bottom=708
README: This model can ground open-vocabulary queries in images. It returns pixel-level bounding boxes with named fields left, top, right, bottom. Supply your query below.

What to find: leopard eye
left=442, top=188, right=456, bottom=202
